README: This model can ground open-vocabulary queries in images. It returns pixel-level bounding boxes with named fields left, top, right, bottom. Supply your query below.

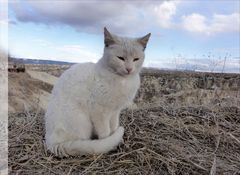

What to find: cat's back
left=51, top=62, right=95, bottom=97
left=62, top=62, right=95, bottom=79
left=58, top=62, right=95, bottom=83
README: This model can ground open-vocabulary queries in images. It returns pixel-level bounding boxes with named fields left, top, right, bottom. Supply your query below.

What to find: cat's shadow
left=90, top=133, right=98, bottom=140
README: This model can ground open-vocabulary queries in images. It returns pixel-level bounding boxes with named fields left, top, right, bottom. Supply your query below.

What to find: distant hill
left=9, top=57, right=75, bottom=65
left=8, top=57, right=239, bottom=73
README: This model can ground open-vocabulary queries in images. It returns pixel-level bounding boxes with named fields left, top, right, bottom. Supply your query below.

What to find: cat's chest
left=90, top=75, right=138, bottom=107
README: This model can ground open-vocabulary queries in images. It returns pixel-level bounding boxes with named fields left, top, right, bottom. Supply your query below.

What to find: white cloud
left=33, top=39, right=52, bottom=47
left=56, top=44, right=100, bottom=63
left=60, top=45, right=84, bottom=53
left=182, top=13, right=240, bottom=35
left=9, top=1, right=142, bottom=34
left=9, top=0, right=182, bottom=34
left=182, top=13, right=207, bottom=33
left=9, top=0, right=240, bottom=36
left=153, top=1, right=179, bottom=28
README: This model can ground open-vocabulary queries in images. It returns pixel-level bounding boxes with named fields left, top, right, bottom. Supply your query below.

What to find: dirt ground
left=8, top=65, right=240, bottom=174
left=8, top=71, right=54, bottom=113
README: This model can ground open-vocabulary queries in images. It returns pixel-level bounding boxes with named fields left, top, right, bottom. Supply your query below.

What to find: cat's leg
left=110, top=111, right=120, bottom=134
left=93, top=117, right=111, bottom=139
left=46, top=102, right=93, bottom=156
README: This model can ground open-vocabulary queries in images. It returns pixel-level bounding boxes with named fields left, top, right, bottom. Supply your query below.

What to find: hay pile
left=9, top=103, right=240, bottom=174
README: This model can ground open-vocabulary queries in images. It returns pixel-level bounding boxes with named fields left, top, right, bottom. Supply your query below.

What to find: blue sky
left=2, top=0, right=240, bottom=72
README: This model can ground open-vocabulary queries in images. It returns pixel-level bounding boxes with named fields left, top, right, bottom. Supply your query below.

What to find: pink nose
left=126, top=68, right=133, bottom=73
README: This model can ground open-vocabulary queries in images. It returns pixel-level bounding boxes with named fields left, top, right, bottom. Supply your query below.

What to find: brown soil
left=8, top=72, right=53, bottom=113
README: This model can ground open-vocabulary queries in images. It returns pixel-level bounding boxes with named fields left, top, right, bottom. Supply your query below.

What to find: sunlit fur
left=45, top=28, right=150, bottom=157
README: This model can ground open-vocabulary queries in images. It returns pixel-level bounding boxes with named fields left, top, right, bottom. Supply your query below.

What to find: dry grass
left=9, top=103, right=240, bottom=175
left=8, top=67, right=240, bottom=174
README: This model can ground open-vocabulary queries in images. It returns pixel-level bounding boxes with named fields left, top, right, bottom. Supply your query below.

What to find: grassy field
left=8, top=65, right=240, bottom=174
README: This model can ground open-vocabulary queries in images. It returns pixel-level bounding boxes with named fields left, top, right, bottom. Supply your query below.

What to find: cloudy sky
left=3, top=0, right=240, bottom=72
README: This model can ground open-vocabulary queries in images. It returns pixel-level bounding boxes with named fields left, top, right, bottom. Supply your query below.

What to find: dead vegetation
left=9, top=104, right=240, bottom=174
left=8, top=67, right=240, bottom=174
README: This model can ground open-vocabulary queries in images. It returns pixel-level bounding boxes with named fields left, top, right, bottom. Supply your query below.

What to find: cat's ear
left=137, top=33, right=151, bottom=51
left=104, top=27, right=115, bottom=47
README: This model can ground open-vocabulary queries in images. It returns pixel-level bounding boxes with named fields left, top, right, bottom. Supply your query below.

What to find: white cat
left=45, top=28, right=151, bottom=157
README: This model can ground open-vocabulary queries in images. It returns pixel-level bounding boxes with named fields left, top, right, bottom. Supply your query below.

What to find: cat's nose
left=126, top=68, right=133, bottom=74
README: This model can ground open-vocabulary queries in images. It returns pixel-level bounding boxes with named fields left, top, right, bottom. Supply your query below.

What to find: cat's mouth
left=119, top=70, right=133, bottom=77
left=109, top=67, right=133, bottom=77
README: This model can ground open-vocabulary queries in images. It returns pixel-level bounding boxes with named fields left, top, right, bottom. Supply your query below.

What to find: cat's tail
left=48, top=127, right=124, bottom=157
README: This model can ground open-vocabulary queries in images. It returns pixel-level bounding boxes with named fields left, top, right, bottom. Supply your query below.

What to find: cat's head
left=100, top=27, right=151, bottom=77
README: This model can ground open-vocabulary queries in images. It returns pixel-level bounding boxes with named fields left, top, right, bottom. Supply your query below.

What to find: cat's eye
left=133, top=58, right=140, bottom=62
left=117, top=56, right=125, bottom=61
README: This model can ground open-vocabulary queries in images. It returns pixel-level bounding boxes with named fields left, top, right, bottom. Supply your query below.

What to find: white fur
left=45, top=28, right=150, bottom=157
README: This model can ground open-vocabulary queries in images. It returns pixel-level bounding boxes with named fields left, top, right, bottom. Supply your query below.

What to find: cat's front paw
left=114, top=126, right=124, bottom=141
left=98, top=129, right=111, bottom=139
left=116, top=126, right=124, bottom=135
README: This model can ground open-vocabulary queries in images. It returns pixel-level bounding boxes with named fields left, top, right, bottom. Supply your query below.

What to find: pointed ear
left=104, top=27, right=115, bottom=47
left=137, top=33, right=151, bottom=50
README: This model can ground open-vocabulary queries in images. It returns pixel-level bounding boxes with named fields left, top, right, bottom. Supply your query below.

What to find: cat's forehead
left=113, top=36, right=143, bottom=55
